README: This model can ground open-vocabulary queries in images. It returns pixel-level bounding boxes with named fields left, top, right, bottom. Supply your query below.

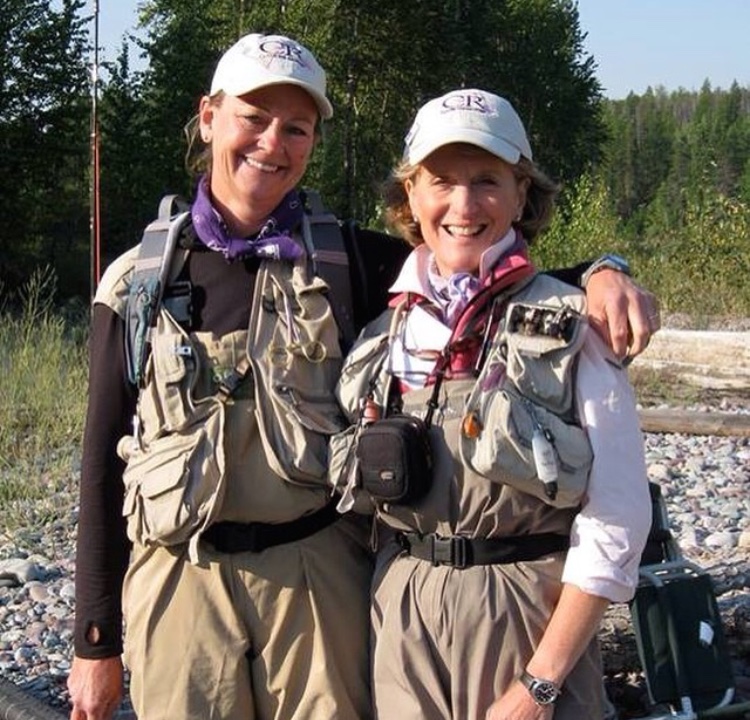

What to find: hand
left=484, top=680, right=554, bottom=720
left=68, top=655, right=124, bottom=720
left=585, top=269, right=660, bottom=361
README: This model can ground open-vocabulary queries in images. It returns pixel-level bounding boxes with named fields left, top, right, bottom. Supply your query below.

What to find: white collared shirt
left=385, top=244, right=651, bottom=602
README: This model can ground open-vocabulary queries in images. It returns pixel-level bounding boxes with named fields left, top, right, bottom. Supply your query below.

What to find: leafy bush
left=533, top=174, right=625, bottom=270
left=636, top=191, right=750, bottom=317
left=532, top=176, right=750, bottom=320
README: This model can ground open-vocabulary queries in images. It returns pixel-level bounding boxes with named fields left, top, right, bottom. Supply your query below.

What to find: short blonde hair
left=382, top=153, right=559, bottom=247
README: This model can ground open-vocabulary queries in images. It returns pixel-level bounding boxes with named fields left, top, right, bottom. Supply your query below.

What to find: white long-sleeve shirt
left=387, top=243, right=652, bottom=602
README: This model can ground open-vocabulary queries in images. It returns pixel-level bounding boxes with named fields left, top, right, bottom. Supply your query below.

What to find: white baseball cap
left=403, top=89, right=532, bottom=165
left=209, top=33, right=333, bottom=120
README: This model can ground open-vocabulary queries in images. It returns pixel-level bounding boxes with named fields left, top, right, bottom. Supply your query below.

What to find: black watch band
left=520, top=669, right=562, bottom=705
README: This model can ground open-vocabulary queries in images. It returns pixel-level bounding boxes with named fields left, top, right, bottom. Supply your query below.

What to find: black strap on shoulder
left=126, top=189, right=363, bottom=386
left=125, top=195, right=191, bottom=387
left=300, top=189, right=357, bottom=352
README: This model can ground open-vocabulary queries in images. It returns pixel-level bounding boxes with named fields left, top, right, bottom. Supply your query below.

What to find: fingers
left=605, top=305, right=631, bottom=358
left=584, top=269, right=661, bottom=362
left=584, top=269, right=630, bottom=358
left=67, top=656, right=123, bottom=720
left=626, top=290, right=660, bottom=360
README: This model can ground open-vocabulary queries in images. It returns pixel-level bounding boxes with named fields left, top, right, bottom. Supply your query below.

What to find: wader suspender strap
left=125, top=195, right=191, bottom=387
left=300, top=190, right=357, bottom=352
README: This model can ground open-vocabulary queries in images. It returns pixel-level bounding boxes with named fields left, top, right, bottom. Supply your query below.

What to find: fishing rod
left=89, top=0, right=101, bottom=299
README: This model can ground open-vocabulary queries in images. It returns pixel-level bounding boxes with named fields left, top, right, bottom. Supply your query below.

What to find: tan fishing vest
left=329, top=274, right=594, bottom=532
left=96, top=243, right=346, bottom=561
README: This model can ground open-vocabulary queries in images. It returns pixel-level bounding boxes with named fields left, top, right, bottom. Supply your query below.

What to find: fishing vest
left=96, top=238, right=346, bottom=562
left=329, top=273, right=595, bottom=518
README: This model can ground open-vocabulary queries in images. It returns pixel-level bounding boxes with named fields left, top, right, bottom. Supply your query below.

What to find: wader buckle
left=429, top=535, right=469, bottom=568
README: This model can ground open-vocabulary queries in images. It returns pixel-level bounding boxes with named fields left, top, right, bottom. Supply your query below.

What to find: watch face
left=531, top=680, right=559, bottom=705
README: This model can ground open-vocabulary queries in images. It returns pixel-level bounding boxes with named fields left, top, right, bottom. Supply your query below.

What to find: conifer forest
left=2, top=0, right=749, bottom=317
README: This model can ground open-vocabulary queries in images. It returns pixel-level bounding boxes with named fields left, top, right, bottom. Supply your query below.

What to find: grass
left=0, top=268, right=88, bottom=524
left=627, top=366, right=705, bottom=407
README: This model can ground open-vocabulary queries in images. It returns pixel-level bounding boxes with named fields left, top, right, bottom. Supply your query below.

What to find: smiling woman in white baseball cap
left=384, top=88, right=560, bottom=261
left=332, top=88, right=652, bottom=720
left=186, top=33, right=336, bottom=239
left=68, top=32, right=377, bottom=720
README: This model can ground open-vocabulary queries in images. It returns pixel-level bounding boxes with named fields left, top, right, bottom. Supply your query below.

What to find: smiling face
left=405, top=143, right=529, bottom=277
left=199, top=84, right=318, bottom=235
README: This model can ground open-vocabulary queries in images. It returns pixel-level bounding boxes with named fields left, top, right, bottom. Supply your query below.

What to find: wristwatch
left=520, top=669, right=562, bottom=705
left=580, top=253, right=631, bottom=286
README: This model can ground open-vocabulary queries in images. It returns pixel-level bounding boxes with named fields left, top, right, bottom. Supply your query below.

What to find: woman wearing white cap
left=67, top=30, right=654, bottom=720
left=67, top=33, right=379, bottom=720
left=331, top=89, right=652, bottom=720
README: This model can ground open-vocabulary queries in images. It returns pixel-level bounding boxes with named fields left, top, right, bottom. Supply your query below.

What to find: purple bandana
left=191, top=175, right=304, bottom=262
left=441, top=272, right=482, bottom=325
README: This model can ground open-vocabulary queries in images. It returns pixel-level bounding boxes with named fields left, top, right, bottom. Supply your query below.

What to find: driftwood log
left=638, top=408, right=750, bottom=437
left=630, top=328, right=750, bottom=436
left=632, top=329, right=750, bottom=391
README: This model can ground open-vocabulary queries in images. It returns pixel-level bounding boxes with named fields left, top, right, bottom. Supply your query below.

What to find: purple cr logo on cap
left=257, top=38, right=309, bottom=69
left=441, top=91, right=491, bottom=114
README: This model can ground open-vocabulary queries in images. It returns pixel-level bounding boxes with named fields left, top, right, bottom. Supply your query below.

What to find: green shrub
left=533, top=174, right=626, bottom=270
left=636, top=191, right=750, bottom=317
left=532, top=175, right=750, bottom=319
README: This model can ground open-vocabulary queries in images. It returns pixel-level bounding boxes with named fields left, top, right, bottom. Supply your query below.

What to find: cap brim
left=406, top=128, right=522, bottom=165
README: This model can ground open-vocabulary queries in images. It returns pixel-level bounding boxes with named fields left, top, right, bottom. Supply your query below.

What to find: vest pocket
left=145, top=330, right=197, bottom=433
left=503, top=303, right=586, bottom=413
left=274, top=384, right=344, bottom=433
left=122, top=410, right=225, bottom=547
left=251, top=266, right=348, bottom=486
left=257, top=381, right=345, bottom=486
left=460, top=388, right=593, bottom=507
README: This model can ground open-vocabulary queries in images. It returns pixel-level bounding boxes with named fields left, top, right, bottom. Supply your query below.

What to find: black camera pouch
left=356, top=415, right=433, bottom=504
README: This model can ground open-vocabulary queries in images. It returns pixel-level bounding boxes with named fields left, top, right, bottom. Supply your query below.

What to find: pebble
left=0, top=408, right=748, bottom=715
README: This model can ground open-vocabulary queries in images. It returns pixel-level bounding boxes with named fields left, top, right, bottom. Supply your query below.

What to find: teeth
left=245, top=157, right=279, bottom=172
left=445, top=225, right=482, bottom=237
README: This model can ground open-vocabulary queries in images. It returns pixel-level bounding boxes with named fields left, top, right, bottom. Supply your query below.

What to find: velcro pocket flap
left=138, top=455, right=188, bottom=499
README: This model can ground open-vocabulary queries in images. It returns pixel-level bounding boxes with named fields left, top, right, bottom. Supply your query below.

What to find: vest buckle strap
left=431, top=535, right=468, bottom=568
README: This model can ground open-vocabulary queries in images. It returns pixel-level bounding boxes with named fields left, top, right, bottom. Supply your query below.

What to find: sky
left=88, top=0, right=750, bottom=99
